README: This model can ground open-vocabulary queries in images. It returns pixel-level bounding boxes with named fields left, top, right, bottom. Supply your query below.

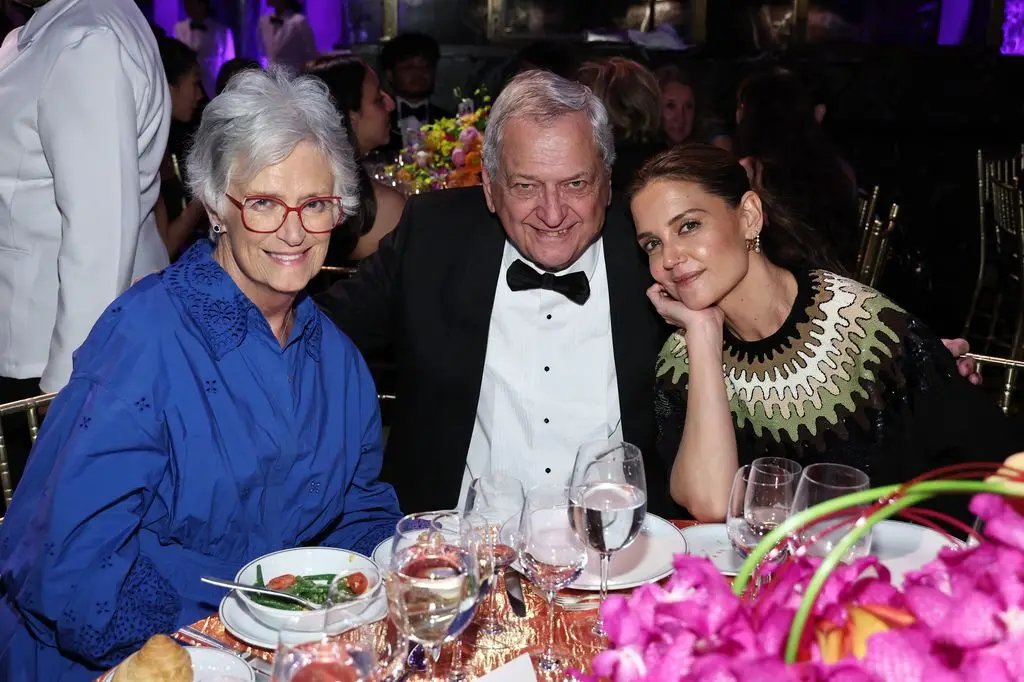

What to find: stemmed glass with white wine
left=568, top=439, right=647, bottom=641
left=517, top=484, right=588, bottom=676
left=386, top=511, right=482, bottom=680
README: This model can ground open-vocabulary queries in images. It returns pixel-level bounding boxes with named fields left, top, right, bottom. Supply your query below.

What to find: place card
left=477, top=654, right=538, bottom=682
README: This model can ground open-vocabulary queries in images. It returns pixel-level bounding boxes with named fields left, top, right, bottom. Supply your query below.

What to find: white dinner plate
left=104, top=646, right=255, bottom=681
left=374, top=514, right=689, bottom=592
left=219, top=590, right=389, bottom=650
left=681, top=520, right=959, bottom=586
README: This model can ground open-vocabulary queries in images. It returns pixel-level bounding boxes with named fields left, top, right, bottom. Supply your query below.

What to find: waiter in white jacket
left=0, top=0, right=170, bottom=404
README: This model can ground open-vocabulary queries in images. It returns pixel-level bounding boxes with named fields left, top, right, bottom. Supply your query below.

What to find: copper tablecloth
left=106, top=520, right=698, bottom=680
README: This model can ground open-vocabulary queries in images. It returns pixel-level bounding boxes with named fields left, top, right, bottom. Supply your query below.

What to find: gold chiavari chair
left=964, top=147, right=1024, bottom=341
left=856, top=203, right=899, bottom=288
left=0, top=392, right=57, bottom=524
left=319, top=266, right=358, bottom=278
left=855, top=185, right=881, bottom=274
left=968, top=353, right=1024, bottom=415
left=169, top=153, right=188, bottom=214
left=986, top=180, right=1024, bottom=356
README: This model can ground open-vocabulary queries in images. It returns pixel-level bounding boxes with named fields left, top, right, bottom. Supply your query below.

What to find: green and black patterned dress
left=654, top=270, right=1023, bottom=509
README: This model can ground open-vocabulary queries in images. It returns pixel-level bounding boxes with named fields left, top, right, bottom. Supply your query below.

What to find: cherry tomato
left=344, top=572, right=368, bottom=595
left=267, top=574, right=297, bottom=591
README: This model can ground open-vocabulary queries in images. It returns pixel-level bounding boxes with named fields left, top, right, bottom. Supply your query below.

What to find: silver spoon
left=201, top=575, right=321, bottom=610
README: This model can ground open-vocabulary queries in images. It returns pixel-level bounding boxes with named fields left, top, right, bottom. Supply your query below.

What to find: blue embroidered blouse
left=0, top=240, right=401, bottom=682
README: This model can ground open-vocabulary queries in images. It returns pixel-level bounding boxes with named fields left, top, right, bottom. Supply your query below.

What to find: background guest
left=380, top=32, right=452, bottom=152
left=0, top=68, right=400, bottom=682
left=655, top=63, right=732, bottom=150
left=258, top=0, right=317, bottom=72
left=306, top=55, right=406, bottom=263
left=215, top=56, right=261, bottom=95
left=155, top=37, right=207, bottom=259
left=174, top=0, right=235, bottom=97
left=577, top=56, right=667, bottom=192
left=733, top=69, right=860, bottom=268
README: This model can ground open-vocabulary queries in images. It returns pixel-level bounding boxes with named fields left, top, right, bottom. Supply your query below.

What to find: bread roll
left=112, top=634, right=193, bottom=682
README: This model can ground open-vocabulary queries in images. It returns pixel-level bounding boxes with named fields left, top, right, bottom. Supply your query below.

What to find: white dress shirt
left=258, top=11, right=317, bottom=72
left=460, top=238, right=622, bottom=503
left=0, top=0, right=170, bottom=392
left=174, top=16, right=235, bottom=96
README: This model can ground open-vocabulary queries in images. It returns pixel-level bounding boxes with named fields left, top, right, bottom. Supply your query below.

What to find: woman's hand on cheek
left=647, top=283, right=725, bottom=338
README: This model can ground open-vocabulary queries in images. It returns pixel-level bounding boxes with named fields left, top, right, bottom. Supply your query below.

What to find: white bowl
left=233, top=547, right=381, bottom=633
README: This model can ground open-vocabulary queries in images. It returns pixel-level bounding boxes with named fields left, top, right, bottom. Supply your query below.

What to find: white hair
left=482, top=70, right=616, bottom=182
left=185, top=66, right=360, bottom=223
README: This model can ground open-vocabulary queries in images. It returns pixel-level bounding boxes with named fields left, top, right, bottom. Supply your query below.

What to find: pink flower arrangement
left=580, top=493, right=1024, bottom=682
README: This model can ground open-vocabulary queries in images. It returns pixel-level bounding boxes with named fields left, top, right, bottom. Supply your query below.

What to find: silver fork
left=553, top=593, right=602, bottom=611
left=178, top=625, right=273, bottom=681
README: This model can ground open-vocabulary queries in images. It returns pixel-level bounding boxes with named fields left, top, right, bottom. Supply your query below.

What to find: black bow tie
left=506, top=260, right=591, bottom=305
left=190, top=20, right=207, bottom=31
left=400, top=103, right=428, bottom=121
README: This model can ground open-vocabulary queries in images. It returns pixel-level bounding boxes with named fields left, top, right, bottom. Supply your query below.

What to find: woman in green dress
left=631, top=144, right=1023, bottom=522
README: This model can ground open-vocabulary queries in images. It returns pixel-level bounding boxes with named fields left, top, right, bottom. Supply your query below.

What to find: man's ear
left=814, top=103, right=827, bottom=124
left=481, top=167, right=496, bottom=213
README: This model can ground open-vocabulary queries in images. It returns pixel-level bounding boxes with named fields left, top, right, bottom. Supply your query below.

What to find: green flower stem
left=729, top=479, right=1019, bottom=663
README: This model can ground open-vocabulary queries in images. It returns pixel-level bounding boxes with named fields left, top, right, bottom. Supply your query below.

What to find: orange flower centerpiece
left=386, top=88, right=490, bottom=194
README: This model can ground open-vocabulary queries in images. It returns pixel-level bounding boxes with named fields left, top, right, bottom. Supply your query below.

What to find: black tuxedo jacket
left=383, top=103, right=455, bottom=154
left=317, top=187, right=676, bottom=515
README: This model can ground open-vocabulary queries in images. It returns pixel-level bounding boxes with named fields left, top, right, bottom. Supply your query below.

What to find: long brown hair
left=630, top=144, right=846, bottom=274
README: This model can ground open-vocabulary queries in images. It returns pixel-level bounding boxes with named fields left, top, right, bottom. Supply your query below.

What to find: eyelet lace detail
left=61, top=555, right=181, bottom=667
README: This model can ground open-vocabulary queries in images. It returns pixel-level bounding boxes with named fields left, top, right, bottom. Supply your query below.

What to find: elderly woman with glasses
left=0, top=68, right=401, bottom=682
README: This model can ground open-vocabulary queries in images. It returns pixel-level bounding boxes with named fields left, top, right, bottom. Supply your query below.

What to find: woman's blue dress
left=0, top=240, right=401, bottom=682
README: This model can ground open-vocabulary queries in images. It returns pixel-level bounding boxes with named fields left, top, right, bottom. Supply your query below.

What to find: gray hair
left=481, top=70, right=616, bottom=182
left=186, top=66, right=360, bottom=223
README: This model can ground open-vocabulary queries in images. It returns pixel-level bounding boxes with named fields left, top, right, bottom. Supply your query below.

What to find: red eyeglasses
left=225, top=194, right=346, bottom=234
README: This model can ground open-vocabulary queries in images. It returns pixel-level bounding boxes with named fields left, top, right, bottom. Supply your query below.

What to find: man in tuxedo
left=380, top=32, right=452, bottom=154
left=319, top=70, right=673, bottom=514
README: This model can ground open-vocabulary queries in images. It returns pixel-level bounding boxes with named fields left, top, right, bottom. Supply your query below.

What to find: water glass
left=791, top=463, right=872, bottom=561
left=517, top=484, right=588, bottom=676
left=568, top=440, right=647, bottom=640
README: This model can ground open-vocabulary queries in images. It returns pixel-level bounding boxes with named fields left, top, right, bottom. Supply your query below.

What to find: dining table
left=98, top=520, right=699, bottom=681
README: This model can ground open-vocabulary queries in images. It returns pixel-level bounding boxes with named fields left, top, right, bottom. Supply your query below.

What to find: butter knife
left=504, top=572, right=528, bottom=617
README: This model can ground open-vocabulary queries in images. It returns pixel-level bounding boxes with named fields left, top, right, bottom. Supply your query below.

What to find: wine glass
left=517, top=484, right=588, bottom=676
left=463, top=473, right=526, bottom=645
left=568, top=440, right=647, bottom=640
left=726, top=465, right=757, bottom=558
left=743, top=457, right=802, bottom=536
left=791, top=463, right=872, bottom=561
left=271, top=575, right=384, bottom=682
left=387, top=511, right=482, bottom=680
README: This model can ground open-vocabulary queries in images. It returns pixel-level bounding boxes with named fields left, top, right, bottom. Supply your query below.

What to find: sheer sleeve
left=654, top=383, right=687, bottom=481
left=0, top=379, right=180, bottom=668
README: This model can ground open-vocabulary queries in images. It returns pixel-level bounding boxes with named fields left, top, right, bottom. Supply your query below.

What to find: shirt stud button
left=545, top=468, right=551, bottom=474
left=543, top=418, right=549, bottom=424
left=546, top=314, right=552, bottom=320
left=544, top=366, right=550, bottom=372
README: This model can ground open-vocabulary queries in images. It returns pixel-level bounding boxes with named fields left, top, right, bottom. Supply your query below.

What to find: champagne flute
left=568, top=440, right=647, bottom=640
left=518, top=484, right=588, bottom=676
left=271, top=575, right=383, bottom=682
left=726, top=465, right=758, bottom=558
left=791, top=463, right=872, bottom=561
left=463, top=473, right=525, bottom=645
left=387, top=512, right=481, bottom=680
